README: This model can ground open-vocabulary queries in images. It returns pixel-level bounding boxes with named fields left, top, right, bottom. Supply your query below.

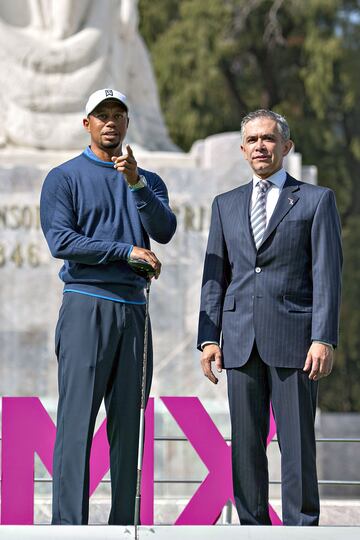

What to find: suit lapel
left=238, top=181, right=255, bottom=250
left=259, top=174, right=301, bottom=247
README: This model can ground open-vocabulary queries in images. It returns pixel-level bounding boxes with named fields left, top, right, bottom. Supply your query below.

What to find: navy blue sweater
left=40, top=150, right=177, bottom=303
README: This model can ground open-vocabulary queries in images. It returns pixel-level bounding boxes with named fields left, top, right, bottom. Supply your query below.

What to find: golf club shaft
left=134, top=279, right=151, bottom=537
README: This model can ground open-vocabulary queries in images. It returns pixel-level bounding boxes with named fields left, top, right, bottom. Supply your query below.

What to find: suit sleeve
left=197, top=197, right=231, bottom=350
left=311, top=189, right=343, bottom=346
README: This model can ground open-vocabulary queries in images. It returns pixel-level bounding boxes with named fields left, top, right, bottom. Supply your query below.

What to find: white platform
left=0, top=526, right=359, bottom=540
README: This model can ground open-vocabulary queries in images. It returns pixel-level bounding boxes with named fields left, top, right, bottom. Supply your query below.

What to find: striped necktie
left=251, top=179, right=271, bottom=249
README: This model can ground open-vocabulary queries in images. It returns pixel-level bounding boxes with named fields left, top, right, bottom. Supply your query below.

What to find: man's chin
left=253, top=162, right=273, bottom=176
left=102, top=141, right=120, bottom=149
left=254, top=165, right=269, bottom=175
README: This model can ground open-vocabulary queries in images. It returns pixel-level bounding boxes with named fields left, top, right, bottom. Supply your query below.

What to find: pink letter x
left=161, top=397, right=281, bottom=525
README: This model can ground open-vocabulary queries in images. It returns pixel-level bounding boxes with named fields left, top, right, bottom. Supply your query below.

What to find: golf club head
left=128, top=258, right=156, bottom=280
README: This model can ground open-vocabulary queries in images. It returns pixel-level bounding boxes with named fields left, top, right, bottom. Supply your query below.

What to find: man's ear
left=83, top=117, right=90, bottom=132
left=240, top=144, right=248, bottom=161
left=283, top=139, right=293, bottom=157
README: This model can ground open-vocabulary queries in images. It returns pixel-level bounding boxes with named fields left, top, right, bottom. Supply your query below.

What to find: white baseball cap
left=85, top=89, right=128, bottom=116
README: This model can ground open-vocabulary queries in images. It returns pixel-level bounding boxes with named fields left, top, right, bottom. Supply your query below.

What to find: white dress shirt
left=251, top=167, right=287, bottom=225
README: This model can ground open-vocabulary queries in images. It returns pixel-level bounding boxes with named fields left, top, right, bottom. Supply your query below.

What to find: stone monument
left=0, top=0, right=175, bottom=150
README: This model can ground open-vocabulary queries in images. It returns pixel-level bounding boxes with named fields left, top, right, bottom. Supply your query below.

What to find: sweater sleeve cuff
left=127, top=245, right=134, bottom=259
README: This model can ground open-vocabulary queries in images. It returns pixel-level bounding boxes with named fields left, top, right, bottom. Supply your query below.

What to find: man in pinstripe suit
left=197, top=110, right=342, bottom=526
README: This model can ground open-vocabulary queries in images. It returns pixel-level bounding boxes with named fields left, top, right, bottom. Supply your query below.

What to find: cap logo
left=105, top=89, right=113, bottom=97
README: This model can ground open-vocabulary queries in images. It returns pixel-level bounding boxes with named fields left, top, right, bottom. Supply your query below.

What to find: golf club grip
left=128, top=258, right=155, bottom=279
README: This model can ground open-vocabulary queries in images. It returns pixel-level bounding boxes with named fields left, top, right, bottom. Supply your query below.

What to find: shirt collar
left=252, top=168, right=287, bottom=189
left=83, top=145, right=115, bottom=167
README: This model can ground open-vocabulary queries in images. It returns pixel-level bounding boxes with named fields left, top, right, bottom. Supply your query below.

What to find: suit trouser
left=52, top=292, right=152, bottom=525
left=227, top=344, right=319, bottom=526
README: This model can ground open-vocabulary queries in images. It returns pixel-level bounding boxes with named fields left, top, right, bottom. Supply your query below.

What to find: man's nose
left=106, top=117, right=116, bottom=126
left=255, top=137, right=265, bottom=150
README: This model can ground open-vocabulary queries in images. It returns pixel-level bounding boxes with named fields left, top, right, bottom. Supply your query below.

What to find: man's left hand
left=303, top=342, right=334, bottom=380
left=112, top=144, right=139, bottom=185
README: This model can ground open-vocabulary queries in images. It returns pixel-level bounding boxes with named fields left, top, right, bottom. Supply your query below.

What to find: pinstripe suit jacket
left=197, top=174, right=343, bottom=368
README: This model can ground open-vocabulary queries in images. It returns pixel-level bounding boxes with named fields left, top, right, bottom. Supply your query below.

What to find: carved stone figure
left=0, top=0, right=175, bottom=150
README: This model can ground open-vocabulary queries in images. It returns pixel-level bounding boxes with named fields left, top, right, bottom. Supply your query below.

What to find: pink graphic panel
left=1, top=397, right=155, bottom=525
left=1, top=397, right=56, bottom=524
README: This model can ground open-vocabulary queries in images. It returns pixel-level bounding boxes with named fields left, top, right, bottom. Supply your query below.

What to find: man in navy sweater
left=40, top=88, right=177, bottom=525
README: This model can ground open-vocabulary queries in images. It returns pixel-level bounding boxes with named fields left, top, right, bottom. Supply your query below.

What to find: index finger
left=308, top=356, right=320, bottom=380
left=201, top=357, right=218, bottom=385
left=112, top=153, right=128, bottom=165
left=126, top=144, right=134, bottom=157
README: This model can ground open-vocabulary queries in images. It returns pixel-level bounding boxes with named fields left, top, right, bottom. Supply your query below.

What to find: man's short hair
left=240, top=109, right=290, bottom=143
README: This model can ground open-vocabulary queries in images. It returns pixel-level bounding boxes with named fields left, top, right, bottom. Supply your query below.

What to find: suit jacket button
left=255, top=267, right=262, bottom=273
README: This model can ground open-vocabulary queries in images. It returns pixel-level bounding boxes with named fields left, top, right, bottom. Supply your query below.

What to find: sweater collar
left=83, top=146, right=115, bottom=168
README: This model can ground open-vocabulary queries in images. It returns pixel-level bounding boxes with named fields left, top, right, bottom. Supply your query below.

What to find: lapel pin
left=288, top=197, right=294, bottom=205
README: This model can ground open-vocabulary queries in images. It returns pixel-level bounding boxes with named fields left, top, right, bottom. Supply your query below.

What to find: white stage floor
left=0, top=526, right=359, bottom=540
